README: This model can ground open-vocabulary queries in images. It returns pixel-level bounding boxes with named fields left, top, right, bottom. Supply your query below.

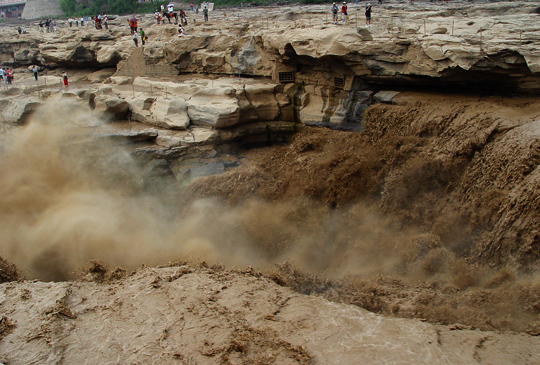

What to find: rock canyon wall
left=1, top=3, right=540, bottom=362
left=1, top=2, right=540, bottom=131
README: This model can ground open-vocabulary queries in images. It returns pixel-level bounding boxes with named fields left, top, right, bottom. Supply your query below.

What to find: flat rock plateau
left=1, top=1, right=540, bottom=364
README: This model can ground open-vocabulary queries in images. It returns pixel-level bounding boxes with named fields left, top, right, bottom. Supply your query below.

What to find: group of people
left=128, top=17, right=139, bottom=35
left=93, top=14, right=109, bottom=29
left=150, top=3, right=193, bottom=37
left=38, top=19, right=57, bottom=32
left=0, top=68, right=14, bottom=85
left=66, top=14, right=108, bottom=29
left=0, top=66, right=69, bottom=90
left=128, top=17, right=149, bottom=47
left=331, top=2, right=372, bottom=26
left=133, top=28, right=148, bottom=47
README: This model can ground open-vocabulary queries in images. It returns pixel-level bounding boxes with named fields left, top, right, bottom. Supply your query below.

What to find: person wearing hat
left=331, top=2, right=339, bottom=24
left=365, top=3, right=372, bottom=27
left=341, top=2, right=348, bottom=24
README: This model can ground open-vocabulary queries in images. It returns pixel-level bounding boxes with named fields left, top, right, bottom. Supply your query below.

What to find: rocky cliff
left=4, top=2, right=540, bottom=92
left=1, top=3, right=540, bottom=361
left=2, top=1, right=539, bottom=130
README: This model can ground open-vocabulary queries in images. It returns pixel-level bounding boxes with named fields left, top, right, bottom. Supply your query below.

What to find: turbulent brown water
left=1, top=94, right=540, bottom=334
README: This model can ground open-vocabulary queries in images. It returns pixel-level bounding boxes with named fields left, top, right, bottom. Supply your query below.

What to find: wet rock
left=141, top=159, right=178, bottom=187
left=132, top=145, right=188, bottom=162
left=172, top=161, right=227, bottom=182
left=374, top=91, right=401, bottom=104
left=98, top=130, right=158, bottom=144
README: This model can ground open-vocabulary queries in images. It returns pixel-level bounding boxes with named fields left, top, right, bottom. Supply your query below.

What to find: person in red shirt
left=341, top=2, right=348, bottom=24
left=62, top=71, right=68, bottom=90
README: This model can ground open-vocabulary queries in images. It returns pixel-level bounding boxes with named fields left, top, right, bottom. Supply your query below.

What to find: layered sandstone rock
left=2, top=2, right=540, bottom=93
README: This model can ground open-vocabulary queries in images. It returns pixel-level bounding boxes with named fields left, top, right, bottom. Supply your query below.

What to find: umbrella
left=130, top=17, right=137, bottom=22
left=168, top=3, right=174, bottom=7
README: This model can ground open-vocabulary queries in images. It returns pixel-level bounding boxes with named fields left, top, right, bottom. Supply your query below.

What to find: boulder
left=432, top=27, right=448, bottom=35
left=93, top=93, right=129, bottom=121
left=110, top=76, right=133, bottom=85
left=243, top=84, right=282, bottom=121
left=150, top=98, right=190, bottom=130
left=127, top=96, right=190, bottom=130
left=187, top=88, right=240, bottom=129
left=96, top=45, right=123, bottom=65
left=423, top=45, right=447, bottom=61
left=0, top=96, right=41, bottom=125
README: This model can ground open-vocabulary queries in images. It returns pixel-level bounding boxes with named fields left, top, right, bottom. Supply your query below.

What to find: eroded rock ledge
left=3, top=2, right=540, bottom=93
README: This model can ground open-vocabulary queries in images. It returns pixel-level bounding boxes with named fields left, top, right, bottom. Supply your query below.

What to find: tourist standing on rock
left=203, top=6, right=208, bottom=21
left=103, top=14, right=108, bottom=29
left=61, top=71, right=68, bottom=90
left=341, top=2, right=348, bottom=24
left=133, top=32, right=139, bottom=47
left=32, top=65, right=38, bottom=81
left=6, top=69, right=12, bottom=85
left=0, top=68, right=5, bottom=84
left=84, top=15, right=88, bottom=27
left=190, top=2, right=194, bottom=11
left=365, top=3, right=372, bottom=27
left=68, top=17, right=73, bottom=27
left=22, top=25, right=26, bottom=34
left=75, top=17, right=78, bottom=26
left=140, top=29, right=146, bottom=45
left=178, top=24, right=185, bottom=37
left=17, top=26, right=21, bottom=34
left=80, top=16, right=84, bottom=27
left=331, top=3, right=339, bottom=24
left=179, top=10, right=187, bottom=25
